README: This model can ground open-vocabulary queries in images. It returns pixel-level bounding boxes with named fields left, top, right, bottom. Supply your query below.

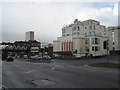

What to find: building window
left=103, top=41, right=107, bottom=49
left=95, top=38, right=99, bottom=44
left=67, top=34, right=69, bottom=36
left=72, top=27, right=76, bottom=31
left=92, top=38, right=94, bottom=44
left=104, top=29, right=105, bottom=32
left=73, top=32, right=76, bottom=34
left=95, top=46, right=98, bottom=51
left=104, top=33, right=106, bottom=35
left=93, top=26, right=95, bottom=30
left=113, top=42, right=115, bottom=45
left=89, top=21, right=92, bottom=24
left=92, top=47, right=94, bottom=51
left=90, top=32, right=92, bottom=35
left=90, top=26, right=92, bottom=30
left=113, top=47, right=115, bottom=50
left=62, top=29, right=65, bottom=33
left=112, top=32, right=115, bottom=37
left=77, top=32, right=80, bottom=34
left=85, top=38, right=89, bottom=44
left=85, top=46, right=89, bottom=52
left=78, top=26, right=80, bottom=31
left=92, top=46, right=99, bottom=51
left=85, top=27, right=87, bottom=29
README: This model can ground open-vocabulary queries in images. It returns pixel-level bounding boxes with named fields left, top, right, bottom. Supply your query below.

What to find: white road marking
left=52, top=67, right=55, bottom=69
left=2, top=85, right=8, bottom=89
left=24, top=69, right=37, bottom=73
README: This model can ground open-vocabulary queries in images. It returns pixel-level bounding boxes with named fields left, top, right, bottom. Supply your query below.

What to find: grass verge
left=88, top=62, right=120, bottom=69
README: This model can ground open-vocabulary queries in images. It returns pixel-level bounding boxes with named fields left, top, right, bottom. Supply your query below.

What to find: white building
left=25, top=31, right=34, bottom=41
left=107, top=26, right=120, bottom=51
left=53, top=19, right=110, bottom=58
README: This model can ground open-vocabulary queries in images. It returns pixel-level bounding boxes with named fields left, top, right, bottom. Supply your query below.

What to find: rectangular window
left=67, top=34, right=69, bottom=36
left=72, top=27, right=76, bottom=31
left=85, top=46, right=89, bottom=52
left=62, top=29, right=65, bottom=33
left=113, top=42, right=115, bottom=45
left=85, top=38, right=89, bottom=44
left=90, top=26, right=92, bottom=30
left=78, top=26, right=80, bottom=31
left=85, top=27, right=87, bottom=29
left=89, top=21, right=92, bottom=24
left=95, top=46, right=98, bottom=51
left=92, top=38, right=94, bottom=44
left=92, top=47, right=94, bottom=51
left=104, top=29, right=105, bottom=32
left=93, top=26, right=95, bottom=30
left=90, top=32, right=92, bottom=35
left=73, top=32, right=76, bottom=34
left=95, top=38, right=98, bottom=44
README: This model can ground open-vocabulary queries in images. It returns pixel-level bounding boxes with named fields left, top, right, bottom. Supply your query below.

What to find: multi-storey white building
left=25, top=31, right=34, bottom=41
left=53, top=19, right=110, bottom=58
left=107, top=26, right=120, bottom=51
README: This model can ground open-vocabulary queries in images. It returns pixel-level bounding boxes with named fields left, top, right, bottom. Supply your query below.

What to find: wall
left=73, top=37, right=86, bottom=57
left=53, top=40, right=60, bottom=52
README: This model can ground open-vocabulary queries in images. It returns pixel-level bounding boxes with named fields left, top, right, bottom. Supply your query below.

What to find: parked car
left=16, top=55, right=20, bottom=58
left=38, top=56, right=43, bottom=60
left=23, top=55, right=28, bottom=59
left=30, top=55, right=38, bottom=60
left=43, top=55, right=51, bottom=60
left=6, top=56, right=14, bottom=62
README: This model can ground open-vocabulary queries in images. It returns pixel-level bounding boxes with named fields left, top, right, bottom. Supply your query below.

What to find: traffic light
left=73, top=49, right=78, bottom=54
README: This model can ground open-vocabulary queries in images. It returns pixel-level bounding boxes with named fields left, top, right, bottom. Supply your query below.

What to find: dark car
left=7, top=56, right=14, bottom=62
left=2, top=52, right=8, bottom=61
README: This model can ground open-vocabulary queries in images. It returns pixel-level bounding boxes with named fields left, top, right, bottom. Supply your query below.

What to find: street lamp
left=106, top=39, right=109, bottom=63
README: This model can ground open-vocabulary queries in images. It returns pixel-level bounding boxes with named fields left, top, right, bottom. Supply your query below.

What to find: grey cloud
left=1, top=2, right=118, bottom=43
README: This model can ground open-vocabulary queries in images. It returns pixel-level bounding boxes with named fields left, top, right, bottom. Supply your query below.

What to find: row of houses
left=2, top=40, right=53, bottom=58
left=53, top=19, right=120, bottom=58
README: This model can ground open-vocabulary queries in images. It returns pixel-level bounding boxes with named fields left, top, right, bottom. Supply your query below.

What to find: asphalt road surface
left=2, top=58, right=119, bottom=88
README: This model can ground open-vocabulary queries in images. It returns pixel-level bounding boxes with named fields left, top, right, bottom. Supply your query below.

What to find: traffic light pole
left=107, top=39, right=109, bottom=63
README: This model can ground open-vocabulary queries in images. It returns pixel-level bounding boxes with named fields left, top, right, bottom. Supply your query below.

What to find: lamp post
left=107, top=39, right=109, bottom=63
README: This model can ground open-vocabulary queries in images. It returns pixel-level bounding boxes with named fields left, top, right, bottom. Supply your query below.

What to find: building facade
left=26, top=31, right=34, bottom=41
left=53, top=19, right=109, bottom=58
left=40, top=42, right=53, bottom=57
left=107, top=26, right=120, bottom=51
left=2, top=40, right=41, bottom=58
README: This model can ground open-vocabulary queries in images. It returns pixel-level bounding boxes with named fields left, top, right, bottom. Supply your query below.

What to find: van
left=23, top=55, right=28, bottom=59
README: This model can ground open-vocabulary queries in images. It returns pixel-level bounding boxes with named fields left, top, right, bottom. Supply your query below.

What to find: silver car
left=38, top=56, right=43, bottom=60
left=43, top=55, right=51, bottom=60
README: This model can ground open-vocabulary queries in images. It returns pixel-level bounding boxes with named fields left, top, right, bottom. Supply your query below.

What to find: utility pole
left=107, top=39, right=109, bottom=63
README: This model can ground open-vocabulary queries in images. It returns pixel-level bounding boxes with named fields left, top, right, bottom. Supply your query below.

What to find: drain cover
left=32, top=79, right=55, bottom=86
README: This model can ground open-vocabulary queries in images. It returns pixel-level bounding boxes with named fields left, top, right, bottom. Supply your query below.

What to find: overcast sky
left=0, top=0, right=119, bottom=43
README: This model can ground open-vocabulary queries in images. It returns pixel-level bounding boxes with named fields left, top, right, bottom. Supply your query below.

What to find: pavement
left=1, top=56, right=119, bottom=88
left=54, top=55, right=119, bottom=66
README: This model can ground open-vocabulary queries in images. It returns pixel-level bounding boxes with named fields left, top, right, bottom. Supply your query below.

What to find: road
left=2, top=58, right=119, bottom=88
